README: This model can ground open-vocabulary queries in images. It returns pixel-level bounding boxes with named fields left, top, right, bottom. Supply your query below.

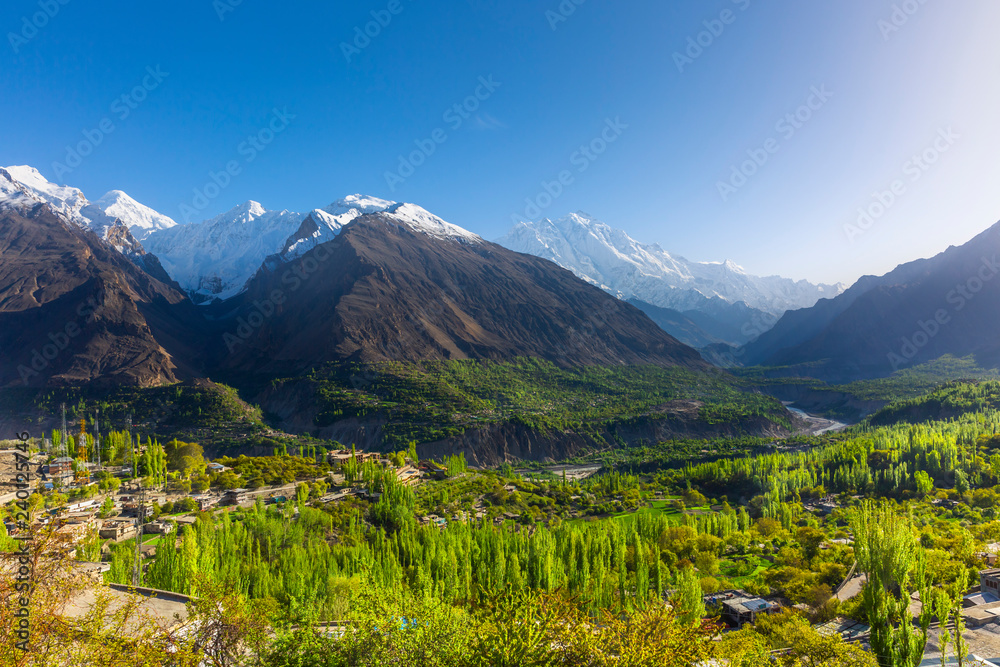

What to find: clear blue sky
left=3, top=0, right=999, bottom=285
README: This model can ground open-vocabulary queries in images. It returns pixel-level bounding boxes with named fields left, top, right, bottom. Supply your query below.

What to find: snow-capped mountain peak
left=0, top=165, right=90, bottom=225
left=321, top=195, right=482, bottom=243
left=325, top=194, right=396, bottom=215
left=144, top=193, right=481, bottom=303
left=497, top=213, right=844, bottom=316
left=384, top=202, right=483, bottom=243
left=0, top=165, right=176, bottom=251
left=230, top=200, right=267, bottom=220
left=143, top=202, right=311, bottom=302
left=1, top=164, right=479, bottom=305
left=94, top=189, right=177, bottom=241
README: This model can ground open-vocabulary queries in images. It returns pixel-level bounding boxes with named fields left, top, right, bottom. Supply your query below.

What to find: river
left=783, top=403, right=848, bottom=436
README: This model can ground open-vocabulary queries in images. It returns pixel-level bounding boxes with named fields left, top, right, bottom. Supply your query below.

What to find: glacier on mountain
left=0, top=165, right=483, bottom=304
left=497, top=213, right=845, bottom=316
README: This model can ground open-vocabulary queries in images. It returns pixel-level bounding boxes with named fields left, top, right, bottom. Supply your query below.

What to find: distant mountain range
left=738, top=221, right=1000, bottom=381
left=0, top=166, right=176, bottom=245
left=143, top=195, right=483, bottom=303
left=0, top=166, right=842, bottom=351
left=497, top=214, right=845, bottom=346
left=3, top=163, right=999, bottom=390
left=0, top=165, right=705, bottom=388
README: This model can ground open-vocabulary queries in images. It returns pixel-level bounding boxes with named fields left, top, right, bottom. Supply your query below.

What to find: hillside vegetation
left=296, top=358, right=792, bottom=447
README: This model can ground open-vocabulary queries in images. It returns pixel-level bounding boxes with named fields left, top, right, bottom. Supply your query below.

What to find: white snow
left=143, top=202, right=311, bottom=301
left=0, top=165, right=91, bottom=226
left=0, top=162, right=482, bottom=305
left=384, top=202, right=483, bottom=243
left=144, top=194, right=483, bottom=303
left=0, top=165, right=176, bottom=247
left=497, top=213, right=845, bottom=316
left=94, top=190, right=177, bottom=241
left=325, top=194, right=397, bottom=216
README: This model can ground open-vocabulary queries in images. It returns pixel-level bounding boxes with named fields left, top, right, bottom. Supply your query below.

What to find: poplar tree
left=673, top=565, right=705, bottom=625
left=850, top=501, right=928, bottom=667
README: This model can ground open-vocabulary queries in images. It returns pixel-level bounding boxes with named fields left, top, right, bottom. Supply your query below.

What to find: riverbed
left=784, top=403, right=848, bottom=436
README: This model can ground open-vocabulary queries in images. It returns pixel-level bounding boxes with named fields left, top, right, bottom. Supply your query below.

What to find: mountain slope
left=143, top=195, right=481, bottom=303
left=0, top=204, right=205, bottom=387
left=497, top=213, right=845, bottom=316
left=742, top=221, right=1000, bottom=381
left=1, top=166, right=175, bottom=246
left=208, top=212, right=707, bottom=379
left=626, top=300, right=724, bottom=348
left=94, top=190, right=177, bottom=241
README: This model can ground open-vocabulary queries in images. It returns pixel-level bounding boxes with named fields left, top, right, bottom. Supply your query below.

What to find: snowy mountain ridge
left=95, top=189, right=177, bottom=241
left=497, top=213, right=845, bottom=316
left=144, top=195, right=483, bottom=302
left=0, top=165, right=177, bottom=247
left=0, top=164, right=482, bottom=304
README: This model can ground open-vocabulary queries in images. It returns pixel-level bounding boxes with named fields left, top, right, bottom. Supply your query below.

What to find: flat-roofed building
left=192, top=494, right=219, bottom=511
left=99, top=519, right=138, bottom=542
left=223, top=488, right=251, bottom=506
left=980, top=569, right=1000, bottom=597
left=144, top=519, right=173, bottom=535
left=705, top=590, right=778, bottom=627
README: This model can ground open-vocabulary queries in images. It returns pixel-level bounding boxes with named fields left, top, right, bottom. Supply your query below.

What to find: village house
left=67, top=499, right=100, bottom=513
left=55, top=521, right=92, bottom=544
left=419, top=461, right=448, bottom=480
left=99, top=519, right=138, bottom=542
left=327, top=450, right=380, bottom=465
left=705, top=590, right=779, bottom=627
left=192, top=494, right=219, bottom=512
left=48, top=457, right=74, bottom=476
left=980, top=569, right=1000, bottom=600
left=223, top=488, right=251, bottom=506
left=396, top=465, right=420, bottom=486
left=144, top=519, right=174, bottom=535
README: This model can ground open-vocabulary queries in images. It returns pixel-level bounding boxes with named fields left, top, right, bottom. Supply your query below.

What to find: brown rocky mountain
left=0, top=204, right=205, bottom=388
left=0, top=202, right=707, bottom=390
left=206, top=212, right=708, bottom=380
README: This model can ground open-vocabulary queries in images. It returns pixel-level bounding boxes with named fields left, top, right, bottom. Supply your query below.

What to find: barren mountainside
left=740, top=221, right=1000, bottom=381
left=0, top=205, right=205, bottom=387
left=207, top=213, right=708, bottom=379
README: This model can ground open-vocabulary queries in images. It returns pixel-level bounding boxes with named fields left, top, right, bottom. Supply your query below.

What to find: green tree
left=851, top=501, right=928, bottom=667
left=796, top=526, right=826, bottom=562
left=98, top=496, right=115, bottom=518
left=672, top=565, right=706, bottom=625
left=914, top=470, right=933, bottom=496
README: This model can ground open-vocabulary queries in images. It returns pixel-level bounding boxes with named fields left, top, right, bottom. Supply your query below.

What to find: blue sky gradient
left=3, top=0, right=999, bottom=284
